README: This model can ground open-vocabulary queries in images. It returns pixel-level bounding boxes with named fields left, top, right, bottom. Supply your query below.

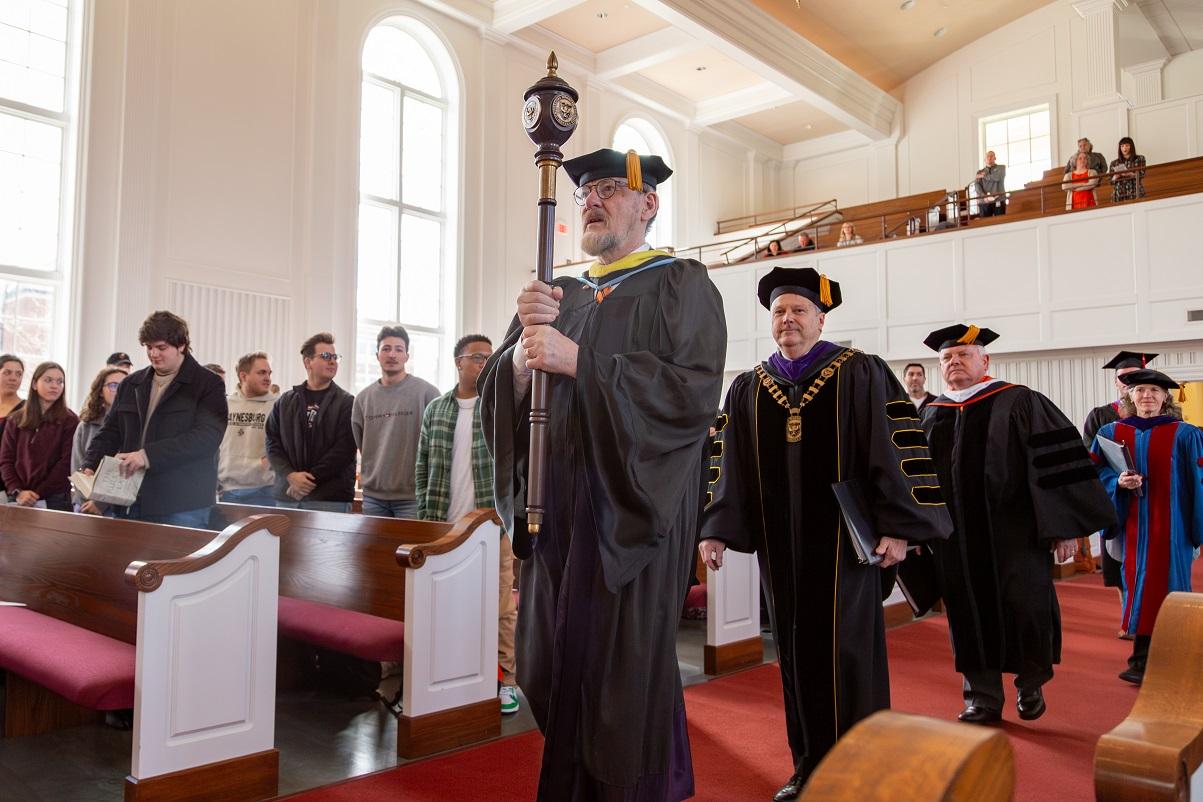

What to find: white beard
left=581, top=230, right=619, bottom=257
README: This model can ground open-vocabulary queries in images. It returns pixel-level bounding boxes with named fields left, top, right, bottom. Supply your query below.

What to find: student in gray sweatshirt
left=352, top=325, right=439, bottom=518
left=218, top=352, right=278, bottom=507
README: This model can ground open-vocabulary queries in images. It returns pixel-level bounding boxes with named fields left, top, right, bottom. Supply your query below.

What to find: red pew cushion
left=278, top=596, right=404, bottom=663
left=683, top=583, right=707, bottom=620
left=0, top=606, right=135, bottom=710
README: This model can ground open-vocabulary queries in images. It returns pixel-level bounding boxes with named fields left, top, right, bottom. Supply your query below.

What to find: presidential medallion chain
left=755, top=349, right=858, bottom=443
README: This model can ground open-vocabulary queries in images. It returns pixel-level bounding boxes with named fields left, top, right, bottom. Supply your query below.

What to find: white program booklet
left=70, top=455, right=145, bottom=507
left=1094, top=435, right=1132, bottom=476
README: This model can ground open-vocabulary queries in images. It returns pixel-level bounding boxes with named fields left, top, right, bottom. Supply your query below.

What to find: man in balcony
left=975, top=150, right=1007, bottom=217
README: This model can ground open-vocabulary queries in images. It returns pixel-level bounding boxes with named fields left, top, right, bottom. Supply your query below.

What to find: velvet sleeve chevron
left=697, top=373, right=759, bottom=554
left=852, top=355, right=952, bottom=545
left=1021, top=389, right=1117, bottom=542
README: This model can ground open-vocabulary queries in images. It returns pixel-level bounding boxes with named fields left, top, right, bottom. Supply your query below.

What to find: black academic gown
left=921, top=383, right=1117, bottom=676
left=1083, top=401, right=1123, bottom=586
left=479, top=257, right=726, bottom=801
left=699, top=349, right=952, bottom=780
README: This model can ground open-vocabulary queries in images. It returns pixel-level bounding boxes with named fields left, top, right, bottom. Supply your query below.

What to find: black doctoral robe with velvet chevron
left=699, top=348, right=953, bottom=782
left=921, top=383, right=1117, bottom=676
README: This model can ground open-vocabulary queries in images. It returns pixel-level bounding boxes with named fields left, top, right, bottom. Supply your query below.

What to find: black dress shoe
left=1016, top=688, right=1046, bottom=721
left=1118, top=667, right=1144, bottom=685
left=957, top=705, right=1001, bottom=724
left=773, top=773, right=804, bottom=801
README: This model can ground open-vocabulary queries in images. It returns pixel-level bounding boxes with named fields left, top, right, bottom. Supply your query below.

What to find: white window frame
left=612, top=116, right=674, bottom=251
left=973, top=98, right=1057, bottom=197
left=355, top=16, right=459, bottom=392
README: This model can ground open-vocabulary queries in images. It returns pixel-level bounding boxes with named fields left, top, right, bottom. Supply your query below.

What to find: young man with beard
left=265, top=332, right=356, bottom=512
left=218, top=351, right=278, bottom=507
left=478, top=148, right=726, bottom=800
left=902, top=362, right=937, bottom=410
left=352, top=325, right=439, bottom=518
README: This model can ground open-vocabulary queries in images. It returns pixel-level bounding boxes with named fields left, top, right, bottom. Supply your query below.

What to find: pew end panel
left=396, top=509, right=502, bottom=757
left=801, top=709, right=1014, bottom=801
left=1095, top=591, right=1203, bottom=802
left=705, top=549, right=763, bottom=675
left=125, top=513, right=286, bottom=801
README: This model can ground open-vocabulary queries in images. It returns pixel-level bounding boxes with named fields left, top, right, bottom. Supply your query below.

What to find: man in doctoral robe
left=920, top=324, right=1116, bottom=724
left=1083, top=351, right=1158, bottom=590
left=478, top=147, right=726, bottom=801
left=698, top=267, right=953, bottom=801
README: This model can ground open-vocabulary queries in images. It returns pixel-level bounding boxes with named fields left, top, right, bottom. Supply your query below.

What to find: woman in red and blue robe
left=1091, top=369, right=1203, bottom=684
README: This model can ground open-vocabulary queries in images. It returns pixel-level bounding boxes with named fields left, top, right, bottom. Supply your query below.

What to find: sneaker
left=499, top=684, right=520, bottom=715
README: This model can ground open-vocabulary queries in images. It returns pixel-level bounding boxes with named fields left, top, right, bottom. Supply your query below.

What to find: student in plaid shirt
left=415, top=334, right=520, bottom=715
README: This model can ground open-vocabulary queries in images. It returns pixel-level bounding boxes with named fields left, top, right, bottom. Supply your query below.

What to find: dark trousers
left=962, top=663, right=1053, bottom=712
left=1128, top=635, right=1151, bottom=672
left=979, top=198, right=1007, bottom=217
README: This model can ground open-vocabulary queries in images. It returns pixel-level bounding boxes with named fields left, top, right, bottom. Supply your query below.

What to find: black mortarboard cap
left=563, top=148, right=673, bottom=190
left=923, top=324, right=1000, bottom=352
left=1102, top=351, right=1158, bottom=370
left=106, top=351, right=133, bottom=367
left=1118, top=369, right=1179, bottom=390
left=756, top=266, right=842, bottom=312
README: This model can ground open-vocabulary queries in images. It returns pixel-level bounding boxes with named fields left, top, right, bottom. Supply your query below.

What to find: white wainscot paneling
left=1051, top=304, right=1137, bottom=340
left=821, top=251, right=879, bottom=326
left=167, top=281, right=292, bottom=379
left=888, top=321, right=944, bottom=355
left=1147, top=203, right=1203, bottom=295
left=725, top=338, right=755, bottom=372
left=1048, top=216, right=1134, bottom=302
left=963, top=228, right=1039, bottom=313
left=1132, top=103, right=1192, bottom=164
left=837, top=328, right=883, bottom=353
left=975, top=312, right=1042, bottom=351
left=1148, top=297, right=1203, bottom=333
left=885, top=240, right=957, bottom=319
left=711, top=268, right=757, bottom=343
left=970, top=27, right=1056, bottom=102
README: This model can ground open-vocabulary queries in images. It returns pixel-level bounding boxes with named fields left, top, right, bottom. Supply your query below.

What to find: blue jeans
left=276, top=499, right=352, bottom=513
left=219, top=486, right=277, bottom=507
left=362, top=497, right=418, bottom=518
left=126, top=504, right=212, bottom=529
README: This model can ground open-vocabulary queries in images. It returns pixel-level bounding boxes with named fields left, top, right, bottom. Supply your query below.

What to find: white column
left=1072, top=0, right=1129, bottom=108
left=1124, top=58, right=1168, bottom=107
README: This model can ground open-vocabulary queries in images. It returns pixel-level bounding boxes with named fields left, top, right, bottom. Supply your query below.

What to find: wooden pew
left=815, top=190, right=950, bottom=248
left=1095, top=591, right=1203, bottom=801
left=801, top=710, right=1014, bottom=801
left=209, top=503, right=502, bottom=759
left=0, top=506, right=284, bottom=801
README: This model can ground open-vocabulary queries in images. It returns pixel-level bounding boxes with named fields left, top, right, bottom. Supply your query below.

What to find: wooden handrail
left=396, top=508, right=502, bottom=569
left=125, top=514, right=289, bottom=591
left=715, top=198, right=839, bottom=235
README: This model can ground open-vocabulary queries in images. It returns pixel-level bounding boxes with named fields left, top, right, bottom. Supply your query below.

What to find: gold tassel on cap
left=626, top=149, right=642, bottom=190
left=958, top=324, right=981, bottom=345
left=819, top=274, right=833, bottom=308
left=1179, top=386, right=1188, bottom=403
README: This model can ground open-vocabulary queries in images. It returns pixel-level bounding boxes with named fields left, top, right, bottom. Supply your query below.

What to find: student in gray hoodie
left=218, top=351, right=278, bottom=506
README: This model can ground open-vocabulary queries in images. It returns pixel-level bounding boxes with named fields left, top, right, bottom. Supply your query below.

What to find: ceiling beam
left=694, top=82, right=792, bottom=126
left=633, top=0, right=899, bottom=140
left=492, top=0, right=586, bottom=34
left=594, top=27, right=702, bottom=81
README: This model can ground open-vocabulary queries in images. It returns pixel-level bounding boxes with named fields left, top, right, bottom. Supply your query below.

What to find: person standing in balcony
left=836, top=222, right=863, bottom=247
left=1110, top=137, right=1146, bottom=203
left=974, top=150, right=1007, bottom=217
left=1062, top=152, right=1099, bottom=210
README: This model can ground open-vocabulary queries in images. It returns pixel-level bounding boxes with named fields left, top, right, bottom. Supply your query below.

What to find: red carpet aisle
left=282, top=565, right=1203, bottom=802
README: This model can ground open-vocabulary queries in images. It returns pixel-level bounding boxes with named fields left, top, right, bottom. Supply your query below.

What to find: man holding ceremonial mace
left=479, top=55, right=726, bottom=802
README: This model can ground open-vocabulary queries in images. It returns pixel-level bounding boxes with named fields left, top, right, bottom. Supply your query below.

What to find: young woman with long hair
left=0, top=362, right=79, bottom=510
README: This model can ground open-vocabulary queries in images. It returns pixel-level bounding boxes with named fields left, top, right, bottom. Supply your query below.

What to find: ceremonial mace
left=521, top=53, right=578, bottom=536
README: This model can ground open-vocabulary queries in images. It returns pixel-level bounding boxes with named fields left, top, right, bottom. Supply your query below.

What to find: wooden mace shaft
left=526, top=160, right=559, bottom=535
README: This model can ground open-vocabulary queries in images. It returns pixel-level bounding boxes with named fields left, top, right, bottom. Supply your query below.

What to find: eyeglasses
left=104, top=382, right=122, bottom=391
left=315, top=352, right=342, bottom=362
left=456, top=353, right=491, bottom=364
left=573, top=178, right=628, bottom=206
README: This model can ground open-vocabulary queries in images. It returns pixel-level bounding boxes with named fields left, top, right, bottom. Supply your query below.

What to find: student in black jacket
left=82, top=311, right=227, bottom=527
left=264, top=332, right=356, bottom=511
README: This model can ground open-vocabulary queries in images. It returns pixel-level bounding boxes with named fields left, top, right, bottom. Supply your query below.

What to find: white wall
left=782, top=0, right=1203, bottom=211
left=72, top=0, right=778, bottom=398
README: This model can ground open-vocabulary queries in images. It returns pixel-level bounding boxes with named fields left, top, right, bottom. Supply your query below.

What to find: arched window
left=0, top=0, right=84, bottom=387
left=612, top=118, right=673, bottom=249
left=355, top=18, right=459, bottom=390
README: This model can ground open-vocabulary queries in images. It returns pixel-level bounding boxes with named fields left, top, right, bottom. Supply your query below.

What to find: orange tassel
left=626, top=150, right=642, bottom=191
left=819, top=274, right=832, bottom=308
left=958, top=324, right=981, bottom=345
left=1179, top=386, right=1188, bottom=403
